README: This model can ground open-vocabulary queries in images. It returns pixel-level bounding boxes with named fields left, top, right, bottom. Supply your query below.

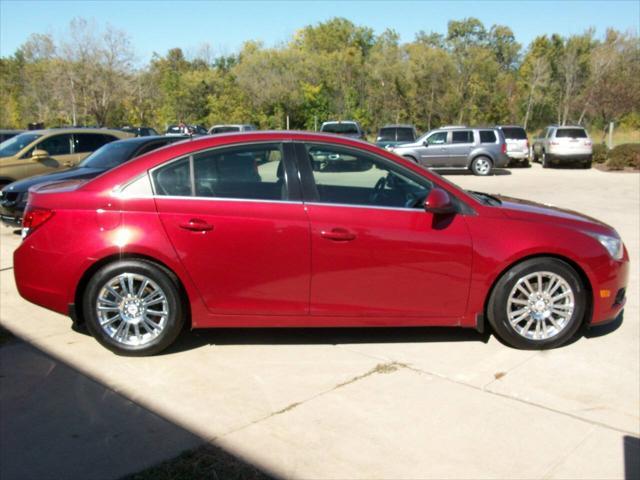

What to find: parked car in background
left=0, top=129, right=24, bottom=143
left=208, top=124, right=257, bottom=134
left=0, top=136, right=185, bottom=227
left=320, top=121, right=367, bottom=140
left=0, top=128, right=131, bottom=187
left=496, top=125, right=530, bottom=165
left=389, top=126, right=509, bottom=176
left=121, top=126, right=159, bottom=137
left=13, top=131, right=628, bottom=355
left=165, top=124, right=207, bottom=136
left=532, top=126, right=593, bottom=168
left=375, top=124, right=418, bottom=148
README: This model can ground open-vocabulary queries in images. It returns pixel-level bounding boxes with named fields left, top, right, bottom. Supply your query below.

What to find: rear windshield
left=555, top=128, right=588, bottom=138
left=211, top=126, right=241, bottom=134
left=378, top=127, right=415, bottom=142
left=322, top=123, right=359, bottom=134
left=78, top=140, right=143, bottom=169
left=0, top=133, right=42, bottom=157
left=501, top=127, right=527, bottom=140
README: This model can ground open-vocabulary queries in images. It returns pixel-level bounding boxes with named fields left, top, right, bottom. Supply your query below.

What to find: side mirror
left=425, top=189, right=456, bottom=215
left=32, top=149, right=49, bottom=160
left=423, top=141, right=429, bottom=147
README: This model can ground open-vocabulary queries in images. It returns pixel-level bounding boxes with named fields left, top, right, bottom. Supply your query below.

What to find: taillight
left=501, top=143, right=506, bottom=154
left=22, top=206, right=54, bottom=238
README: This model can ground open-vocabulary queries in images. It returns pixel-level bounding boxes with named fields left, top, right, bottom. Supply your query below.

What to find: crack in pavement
left=333, top=344, right=638, bottom=436
left=215, top=361, right=407, bottom=441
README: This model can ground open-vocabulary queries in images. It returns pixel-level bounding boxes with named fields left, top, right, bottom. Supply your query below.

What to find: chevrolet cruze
left=13, top=132, right=628, bottom=355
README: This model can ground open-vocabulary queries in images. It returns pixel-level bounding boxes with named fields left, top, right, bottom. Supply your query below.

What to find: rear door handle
left=320, top=228, right=356, bottom=242
left=179, top=218, right=213, bottom=232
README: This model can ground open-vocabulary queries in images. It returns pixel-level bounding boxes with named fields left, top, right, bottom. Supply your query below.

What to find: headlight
left=592, top=233, right=623, bottom=260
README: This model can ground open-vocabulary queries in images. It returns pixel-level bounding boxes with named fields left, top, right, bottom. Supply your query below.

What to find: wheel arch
left=482, top=253, right=593, bottom=327
left=72, top=252, right=192, bottom=328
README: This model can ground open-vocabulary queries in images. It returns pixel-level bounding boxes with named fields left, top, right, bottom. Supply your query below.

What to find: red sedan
left=14, top=132, right=628, bottom=355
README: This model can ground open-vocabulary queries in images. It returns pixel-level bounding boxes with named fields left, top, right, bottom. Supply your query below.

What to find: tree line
left=1, top=17, right=638, bottom=138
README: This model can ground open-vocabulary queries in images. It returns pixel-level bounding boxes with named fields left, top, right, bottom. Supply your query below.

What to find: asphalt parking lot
left=1, top=163, right=638, bottom=479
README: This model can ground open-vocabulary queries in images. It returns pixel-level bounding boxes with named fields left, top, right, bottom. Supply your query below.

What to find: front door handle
left=320, top=228, right=356, bottom=242
left=179, top=218, right=213, bottom=232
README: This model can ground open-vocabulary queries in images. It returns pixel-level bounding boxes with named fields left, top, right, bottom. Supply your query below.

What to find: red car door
left=296, top=142, right=473, bottom=320
left=153, top=142, right=310, bottom=315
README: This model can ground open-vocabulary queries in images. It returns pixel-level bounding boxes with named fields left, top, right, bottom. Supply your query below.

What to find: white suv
left=532, top=126, right=593, bottom=168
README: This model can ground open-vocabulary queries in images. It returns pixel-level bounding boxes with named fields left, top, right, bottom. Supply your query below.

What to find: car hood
left=496, top=195, right=614, bottom=234
left=2, top=167, right=104, bottom=193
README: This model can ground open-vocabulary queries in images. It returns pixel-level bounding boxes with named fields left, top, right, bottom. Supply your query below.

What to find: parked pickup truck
left=532, top=125, right=593, bottom=168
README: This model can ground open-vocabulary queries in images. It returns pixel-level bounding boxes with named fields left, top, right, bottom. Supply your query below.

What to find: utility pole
left=286, top=115, right=290, bottom=130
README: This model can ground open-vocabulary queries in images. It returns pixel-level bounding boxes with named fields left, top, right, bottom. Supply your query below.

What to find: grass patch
left=123, top=445, right=274, bottom=480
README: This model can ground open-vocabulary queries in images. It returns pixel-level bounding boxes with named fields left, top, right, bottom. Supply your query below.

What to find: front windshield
left=0, top=133, right=42, bottom=157
left=78, top=140, right=141, bottom=169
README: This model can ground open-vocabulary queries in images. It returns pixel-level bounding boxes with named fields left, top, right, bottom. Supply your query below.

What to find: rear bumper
left=547, top=153, right=592, bottom=163
left=493, top=153, right=511, bottom=168
left=507, top=151, right=529, bottom=160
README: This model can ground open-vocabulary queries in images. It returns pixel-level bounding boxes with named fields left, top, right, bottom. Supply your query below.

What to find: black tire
left=542, top=151, right=550, bottom=168
left=470, top=156, right=493, bottom=176
left=83, top=259, right=185, bottom=356
left=582, top=161, right=592, bottom=169
left=487, top=257, right=587, bottom=349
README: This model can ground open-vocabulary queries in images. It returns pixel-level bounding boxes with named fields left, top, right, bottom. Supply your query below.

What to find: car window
left=555, top=128, right=588, bottom=138
left=152, top=157, right=191, bottom=196
left=78, top=140, right=140, bottom=169
left=426, top=131, right=447, bottom=145
left=0, top=133, right=41, bottom=157
left=545, top=128, right=554, bottom=139
left=305, top=144, right=432, bottom=209
left=479, top=130, right=497, bottom=143
left=396, top=128, right=416, bottom=142
left=38, top=134, right=72, bottom=155
left=74, top=133, right=116, bottom=153
left=210, top=126, right=240, bottom=134
left=321, top=123, right=359, bottom=134
left=451, top=131, right=474, bottom=144
left=377, top=128, right=396, bottom=141
left=152, top=143, right=287, bottom=201
left=501, top=127, right=527, bottom=140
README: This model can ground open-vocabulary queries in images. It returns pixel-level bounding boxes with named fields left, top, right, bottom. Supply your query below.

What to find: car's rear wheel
left=542, top=151, right=550, bottom=168
left=471, top=156, right=492, bottom=176
left=83, top=260, right=185, bottom=356
left=487, top=258, right=587, bottom=349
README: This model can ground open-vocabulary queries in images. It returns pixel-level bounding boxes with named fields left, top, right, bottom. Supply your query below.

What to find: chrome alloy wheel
left=506, top=271, right=575, bottom=341
left=475, top=157, right=491, bottom=175
left=96, top=273, right=169, bottom=346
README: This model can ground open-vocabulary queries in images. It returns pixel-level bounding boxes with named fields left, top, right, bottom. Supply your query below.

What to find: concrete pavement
left=0, top=163, right=638, bottom=479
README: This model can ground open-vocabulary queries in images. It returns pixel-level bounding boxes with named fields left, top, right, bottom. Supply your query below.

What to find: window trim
left=148, top=141, right=302, bottom=203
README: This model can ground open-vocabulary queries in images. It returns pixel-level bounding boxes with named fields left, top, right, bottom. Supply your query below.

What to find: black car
left=0, top=136, right=185, bottom=227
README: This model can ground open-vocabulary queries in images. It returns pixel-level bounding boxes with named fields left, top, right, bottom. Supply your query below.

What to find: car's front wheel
left=470, top=156, right=493, bottom=176
left=487, top=258, right=587, bottom=349
left=83, top=260, right=185, bottom=356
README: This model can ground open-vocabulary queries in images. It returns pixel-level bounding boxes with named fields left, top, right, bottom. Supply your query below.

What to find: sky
left=1, top=0, right=638, bottom=62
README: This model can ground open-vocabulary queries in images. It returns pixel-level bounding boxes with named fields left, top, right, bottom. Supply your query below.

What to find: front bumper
left=589, top=255, right=629, bottom=326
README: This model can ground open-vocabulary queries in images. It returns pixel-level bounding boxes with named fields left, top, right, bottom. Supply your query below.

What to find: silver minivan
left=389, top=126, right=510, bottom=176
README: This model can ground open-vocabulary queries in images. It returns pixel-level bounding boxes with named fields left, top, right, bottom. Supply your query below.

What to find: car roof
left=379, top=124, right=415, bottom=129
left=23, top=127, right=129, bottom=136
left=109, top=135, right=185, bottom=146
left=322, top=120, right=358, bottom=124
